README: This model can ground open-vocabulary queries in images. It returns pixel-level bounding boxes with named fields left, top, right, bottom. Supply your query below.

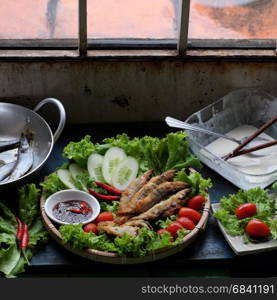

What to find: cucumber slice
left=111, top=156, right=139, bottom=190
left=69, top=163, right=84, bottom=181
left=57, top=169, right=77, bottom=189
left=102, top=147, right=126, bottom=184
left=87, top=153, right=105, bottom=182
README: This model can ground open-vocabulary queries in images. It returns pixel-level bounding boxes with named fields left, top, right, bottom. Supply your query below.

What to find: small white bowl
left=44, top=190, right=100, bottom=225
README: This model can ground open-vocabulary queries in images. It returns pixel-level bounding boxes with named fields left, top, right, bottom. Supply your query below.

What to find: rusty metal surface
left=0, top=59, right=277, bottom=124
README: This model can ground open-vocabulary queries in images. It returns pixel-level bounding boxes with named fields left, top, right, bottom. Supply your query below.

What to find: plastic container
left=185, top=88, right=277, bottom=189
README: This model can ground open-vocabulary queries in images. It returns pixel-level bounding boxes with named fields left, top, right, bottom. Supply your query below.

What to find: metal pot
left=0, top=98, right=66, bottom=188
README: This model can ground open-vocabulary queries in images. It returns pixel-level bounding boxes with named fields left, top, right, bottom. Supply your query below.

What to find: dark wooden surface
left=3, top=122, right=277, bottom=277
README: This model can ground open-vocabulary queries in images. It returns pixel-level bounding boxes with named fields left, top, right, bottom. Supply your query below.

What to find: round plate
left=40, top=192, right=210, bottom=264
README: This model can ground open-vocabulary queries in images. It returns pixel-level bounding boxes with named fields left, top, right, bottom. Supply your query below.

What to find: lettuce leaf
left=63, top=135, right=109, bottom=167
left=59, top=224, right=189, bottom=257
left=155, top=215, right=177, bottom=229
left=60, top=224, right=118, bottom=252
left=18, top=184, right=40, bottom=226
left=40, top=172, right=67, bottom=198
left=174, top=169, right=212, bottom=197
left=62, top=132, right=201, bottom=176
left=100, top=201, right=119, bottom=213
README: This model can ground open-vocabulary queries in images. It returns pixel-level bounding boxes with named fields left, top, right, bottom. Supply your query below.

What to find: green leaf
left=18, top=184, right=40, bottom=226
left=270, top=219, right=277, bottom=239
left=155, top=215, right=177, bottom=229
left=63, top=135, right=109, bottom=167
left=0, top=202, right=16, bottom=234
left=100, top=201, right=119, bottom=213
left=174, top=169, right=212, bottom=197
left=40, top=172, right=67, bottom=198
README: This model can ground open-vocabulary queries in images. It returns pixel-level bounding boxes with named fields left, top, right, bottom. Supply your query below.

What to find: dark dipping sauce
left=53, top=200, right=92, bottom=224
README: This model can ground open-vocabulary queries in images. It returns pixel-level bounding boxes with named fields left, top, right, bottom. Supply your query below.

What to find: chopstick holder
left=224, top=115, right=277, bottom=160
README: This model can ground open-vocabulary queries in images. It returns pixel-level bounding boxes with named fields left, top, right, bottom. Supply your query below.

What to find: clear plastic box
left=185, top=88, right=277, bottom=190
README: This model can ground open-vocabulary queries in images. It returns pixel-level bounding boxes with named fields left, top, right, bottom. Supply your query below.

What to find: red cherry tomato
left=235, top=203, right=257, bottom=219
left=178, top=207, right=202, bottom=224
left=83, top=223, right=98, bottom=234
left=166, top=222, right=183, bottom=238
left=187, top=195, right=206, bottom=211
left=246, top=219, right=270, bottom=238
left=95, top=212, right=114, bottom=224
left=176, top=217, right=195, bottom=230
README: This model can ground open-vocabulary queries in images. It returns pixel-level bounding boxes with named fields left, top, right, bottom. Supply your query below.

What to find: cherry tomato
left=95, top=212, right=114, bottom=224
left=187, top=195, right=206, bottom=211
left=246, top=219, right=270, bottom=238
left=166, top=222, right=183, bottom=238
left=176, top=217, right=195, bottom=230
left=178, top=207, right=202, bottom=224
left=83, top=223, right=98, bottom=234
left=235, top=203, right=257, bottom=219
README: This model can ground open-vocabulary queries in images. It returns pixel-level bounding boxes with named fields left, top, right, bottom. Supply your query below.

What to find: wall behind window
left=0, top=60, right=276, bottom=124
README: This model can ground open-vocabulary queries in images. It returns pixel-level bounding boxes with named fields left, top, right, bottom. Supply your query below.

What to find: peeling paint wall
left=0, top=60, right=276, bottom=123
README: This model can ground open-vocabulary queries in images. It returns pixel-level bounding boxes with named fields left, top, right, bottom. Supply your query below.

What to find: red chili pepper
left=80, top=201, right=87, bottom=210
left=79, top=201, right=91, bottom=215
left=16, top=217, right=23, bottom=245
left=20, top=224, right=29, bottom=249
left=19, top=223, right=30, bottom=265
left=68, top=208, right=83, bottom=214
left=84, top=207, right=91, bottom=214
left=94, top=182, right=122, bottom=196
left=88, top=189, right=120, bottom=201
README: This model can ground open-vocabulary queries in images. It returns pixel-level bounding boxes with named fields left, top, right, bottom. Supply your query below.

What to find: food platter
left=212, top=195, right=277, bottom=255
left=40, top=193, right=210, bottom=264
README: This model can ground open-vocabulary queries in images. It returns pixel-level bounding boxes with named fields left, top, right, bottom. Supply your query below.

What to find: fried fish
left=131, top=189, right=191, bottom=221
left=134, top=181, right=188, bottom=214
left=118, top=170, right=153, bottom=215
left=120, top=170, right=176, bottom=215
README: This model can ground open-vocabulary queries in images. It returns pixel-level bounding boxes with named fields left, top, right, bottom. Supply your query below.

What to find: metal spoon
left=165, top=117, right=272, bottom=157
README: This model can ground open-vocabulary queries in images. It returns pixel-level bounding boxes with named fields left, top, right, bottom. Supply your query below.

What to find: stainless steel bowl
left=0, top=98, right=66, bottom=188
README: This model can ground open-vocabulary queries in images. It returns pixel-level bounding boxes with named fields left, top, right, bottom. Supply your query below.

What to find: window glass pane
left=88, top=0, right=178, bottom=39
left=0, top=0, right=77, bottom=39
left=189, top=0, right=277, bottom=39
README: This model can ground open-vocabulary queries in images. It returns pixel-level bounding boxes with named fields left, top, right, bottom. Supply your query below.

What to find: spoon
left=165, top=117, right=272, bottom=157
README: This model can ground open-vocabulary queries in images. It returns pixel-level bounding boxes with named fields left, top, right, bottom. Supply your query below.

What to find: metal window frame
left=0, top=0, right=276, bottom=58
left=78, top=0, right=87, bottom=56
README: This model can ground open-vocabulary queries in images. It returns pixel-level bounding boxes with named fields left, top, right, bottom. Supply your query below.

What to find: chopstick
left=224, top=140, right=277, bottom=160
left=224, top=115, right=277, bottom=160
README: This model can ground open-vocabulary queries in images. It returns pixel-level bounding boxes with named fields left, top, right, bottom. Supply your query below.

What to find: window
left=0, top=0, right=276, bottom=56
left=189, top=0, right=277, bottom=39
left=88, top=0, right=178, bottom=39
left=188, top=0, right=277, bottom=49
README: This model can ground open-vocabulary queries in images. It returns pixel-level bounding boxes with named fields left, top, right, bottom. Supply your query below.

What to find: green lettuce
left=60, top=224, right=118, bottom=252
left=63, top=135, right=109, bottom=167
left=40, top=172, right=67, bottom=198
left=62, top=132, right=201, bottom=175
left=59, top=225, right=189, bottom=257
left=100, top=201, right=119, bottom=213
left=155, top=215, right=177, bottom=229
left=174, top=169, right=212, bottom=197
